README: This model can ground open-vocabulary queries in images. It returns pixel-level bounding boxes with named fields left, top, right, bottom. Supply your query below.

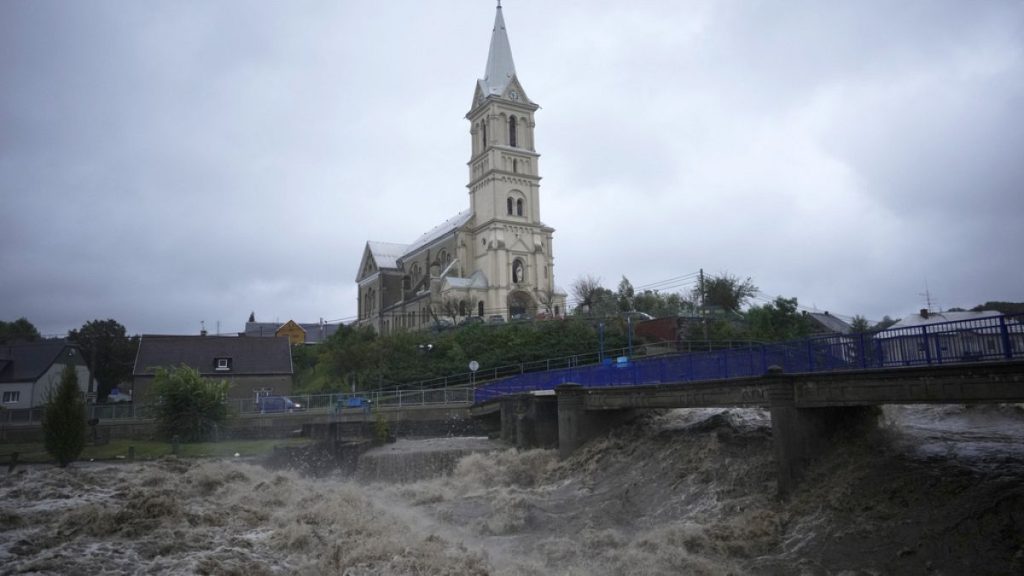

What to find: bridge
left=471, top=313, right=1024, bottom=494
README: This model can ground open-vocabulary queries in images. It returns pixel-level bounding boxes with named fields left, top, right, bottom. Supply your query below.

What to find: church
left=356, top=4, right=566, bottom=333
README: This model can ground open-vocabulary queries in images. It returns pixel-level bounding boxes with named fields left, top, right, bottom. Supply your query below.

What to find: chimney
left=920, top=309, right=929, bottom=319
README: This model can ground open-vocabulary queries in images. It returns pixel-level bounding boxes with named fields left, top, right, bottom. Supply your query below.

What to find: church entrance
left=507, top=291, right=534, bottom=320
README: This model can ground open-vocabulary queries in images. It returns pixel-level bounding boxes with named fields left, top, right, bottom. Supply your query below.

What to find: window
left=2, top=391, right=19, bottom=404
left=507, top=197, right=514, bottom=215
left=215, top=357, right=231, bottom=371
left=516, top=198, right=523, bottom=216
left=481, top=122, right=487, bottom=150
left=460, top=301, right=467, bottom=316
left=509, top=116, right=517, bottom=147
left=478, top=301, right=485, bottom=317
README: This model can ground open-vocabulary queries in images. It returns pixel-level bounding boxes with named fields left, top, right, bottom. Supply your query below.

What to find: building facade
left=356, top=4, right=566, bottom=333
left=132, top=335, right=294, bottom=402
left=0, top=340, right=91, bottom=409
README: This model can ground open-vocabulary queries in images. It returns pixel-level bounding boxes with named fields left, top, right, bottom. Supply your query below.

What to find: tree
left=42, top=364, right=87, bottom=467
left=874, top=315, right=898, bottom=330
left=149, top=365, right=230, bottom=442
left=570, top=275, right=604, bottom=315
left=697, top=273, right=758, bottom=313
left=68, top=319, right=139, bottom=401
left=616, top=276, right=635, bottom=312
left=0, top=318, right=41, bottom=344
left=320, top=324, right=380, bottom=391
left=747, top=296, right=809, bottom=342
left=850, top=315, right=871, bottom=333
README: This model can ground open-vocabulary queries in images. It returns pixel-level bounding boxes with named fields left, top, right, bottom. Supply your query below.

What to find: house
left=132, top=335, right=293, bottom=402
left=803, top=311, right=853, bottom=335
left=0, top=340, right=91, bottom=409
left=243, top=318, right=340, bottom=345
left=355, top=4, right=566, bottom=334
left=877, top=309, right=1023, bottom=365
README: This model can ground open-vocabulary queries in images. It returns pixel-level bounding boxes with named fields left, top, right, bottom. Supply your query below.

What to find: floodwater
left=2, top=405, right=1023, bottom=575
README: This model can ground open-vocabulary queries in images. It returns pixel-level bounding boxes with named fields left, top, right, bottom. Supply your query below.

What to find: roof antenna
left=919, top=280, right=936, bottom=313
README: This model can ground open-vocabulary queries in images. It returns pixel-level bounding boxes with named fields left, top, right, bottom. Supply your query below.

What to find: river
left=2, top=405, right=1022, bottom=575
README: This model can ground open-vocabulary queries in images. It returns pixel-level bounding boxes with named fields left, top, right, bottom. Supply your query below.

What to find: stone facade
left=356, top=5, right=565, bottom=334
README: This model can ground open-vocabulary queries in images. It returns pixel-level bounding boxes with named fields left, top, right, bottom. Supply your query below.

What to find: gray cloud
left=2, top=0, right=1021, bottom=336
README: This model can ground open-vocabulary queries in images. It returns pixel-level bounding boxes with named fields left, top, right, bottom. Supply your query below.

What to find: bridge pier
left=769, top=381, right=878, bottom=497
left=499, top=393, right=559, bottom=449
left=556, top=384, right=635, bottom=458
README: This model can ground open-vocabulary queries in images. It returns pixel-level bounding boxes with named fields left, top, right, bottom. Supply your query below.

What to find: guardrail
left=475, top=313, right=1024, bottom=402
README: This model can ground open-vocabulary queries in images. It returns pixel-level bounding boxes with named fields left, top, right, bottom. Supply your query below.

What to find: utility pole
left=699, top=268, right=708, bottom=341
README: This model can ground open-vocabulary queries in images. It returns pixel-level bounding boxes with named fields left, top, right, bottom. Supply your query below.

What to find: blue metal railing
left=474, top=313, right=1024, bottom=403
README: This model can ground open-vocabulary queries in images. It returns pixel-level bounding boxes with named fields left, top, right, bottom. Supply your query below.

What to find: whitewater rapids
left=2, top=405, right=1023, bottom=575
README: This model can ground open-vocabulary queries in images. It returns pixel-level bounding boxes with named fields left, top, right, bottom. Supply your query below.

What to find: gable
left=0, top=341, right=80, bottom=384
left=503, top=76, right=532, bottom=105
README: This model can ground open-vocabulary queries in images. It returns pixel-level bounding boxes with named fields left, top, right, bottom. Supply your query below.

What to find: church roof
left=480, top=3, right=517, bottom=97
left=445, top=270, right=489, bottom=290
left=367, top=241, right=408, bottom=270
left=404, top=209, right=472, bottom=256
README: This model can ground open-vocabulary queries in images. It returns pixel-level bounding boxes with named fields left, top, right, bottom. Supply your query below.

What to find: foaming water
left=3, top=406, right=1023, bottom=574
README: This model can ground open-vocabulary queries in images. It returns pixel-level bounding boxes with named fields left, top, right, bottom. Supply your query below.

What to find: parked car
left=106, top=388, right=132, bottom=403
left=486, top=315, right=506, bottom=324
left=459, top=316, right=485, bottom=326
left=257, top=395, right=303, bottom=414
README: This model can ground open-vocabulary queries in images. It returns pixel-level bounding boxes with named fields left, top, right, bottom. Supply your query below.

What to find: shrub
left=42, top=364, right=88, bottom=467
left=149, top=365, right=230, bottom=442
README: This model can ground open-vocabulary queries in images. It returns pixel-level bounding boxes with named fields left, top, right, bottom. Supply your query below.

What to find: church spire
left=481, top=1, right=517, bottom=97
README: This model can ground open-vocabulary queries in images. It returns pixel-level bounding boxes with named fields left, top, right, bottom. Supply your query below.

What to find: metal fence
left=5, top=314, right=1020, bottom=425
left=474, top=313, right=1024, bottom=403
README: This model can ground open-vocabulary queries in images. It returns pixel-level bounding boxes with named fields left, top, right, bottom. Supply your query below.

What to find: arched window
left=555, top=305, right=560, bottom=317
left=513, top=159, right=518, bottom=173
left=478, top=301, right=485, bottom=317
left=481, top=122, right=487, bottom=151
left=507, top=197, right=514, bottom=215
left=516, top=198, right=523, bottom=216
left=509, top=116, right=517, bottom=147
left=459, top=301, right=467, bottom=316
left=512, top=259, right=525, bottom=284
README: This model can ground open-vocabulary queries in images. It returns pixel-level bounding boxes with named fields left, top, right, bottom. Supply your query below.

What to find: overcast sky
left=2, top=0, right=1022, bottom=337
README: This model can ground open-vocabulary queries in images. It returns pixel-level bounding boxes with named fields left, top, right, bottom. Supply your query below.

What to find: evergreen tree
left=42, top=364, right=88, bottom=468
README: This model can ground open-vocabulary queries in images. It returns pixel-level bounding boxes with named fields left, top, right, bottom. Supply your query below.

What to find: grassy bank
left=0, top=437, right=315, bottom=465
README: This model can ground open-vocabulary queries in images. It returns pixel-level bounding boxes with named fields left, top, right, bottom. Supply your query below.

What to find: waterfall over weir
left=354, top=437, right=504, bottom=483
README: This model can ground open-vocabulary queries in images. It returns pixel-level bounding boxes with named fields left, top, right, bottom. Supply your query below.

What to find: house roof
left=133, top=335, right=293, bottom=377
left=889, top=310, right=1004, bottom=330
left=804, top=312, right=853, bottom=334
left=243, top=321, right=340, bottom=344
left=0, top=340, right=80, bottom=384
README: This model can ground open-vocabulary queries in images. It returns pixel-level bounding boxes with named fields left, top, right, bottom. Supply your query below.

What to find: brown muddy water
left=2, top=406, right=1023, bottom=575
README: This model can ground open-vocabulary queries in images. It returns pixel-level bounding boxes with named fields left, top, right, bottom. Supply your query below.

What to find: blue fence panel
left=472, top=313, right=1024, bottom=404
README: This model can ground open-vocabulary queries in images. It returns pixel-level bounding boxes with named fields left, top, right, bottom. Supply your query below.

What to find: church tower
left=463, top=2, right=560, bottom=319
left=356, top=3, right=564, bottom=333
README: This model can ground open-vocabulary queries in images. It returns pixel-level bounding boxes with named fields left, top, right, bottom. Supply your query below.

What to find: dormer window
left=215, top=357, right=232, bottom=371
